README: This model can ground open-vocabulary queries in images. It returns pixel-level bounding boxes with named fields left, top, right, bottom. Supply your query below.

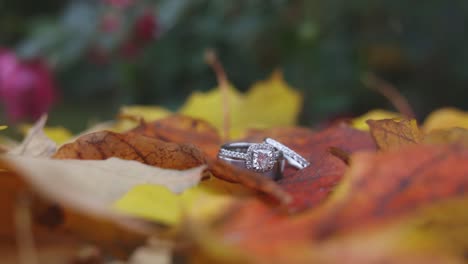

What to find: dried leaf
left=351, top=109, right=402, bottom=131
left=0, top=154, right=205, bottom=256
left=3, top=156, right=206, bottom=204
left=128, top=115, right=222, bottom=158
left=423, top=127, right=468, bottom=147
left=240, top=71, right=302, bottom=132
left=423, top=107, right=468, bottom=132
left=9, top=115, right=56, bottom=157
left=367, top=118, right=423, bottom=150
left=311, top=144, right=468, bottom=238
left=197, top=144, right=468, bottom=263
left=182, top=124, right=376, bottom=262
left=114, top=178, right=237, bottom=225
left=206, top=158, right=291, bottom=205
left=180, top=71, right=301, bottom=138
left=55, top=130, right=289, bottom=203
left=0, top=159, right=152, bottom=258
left=274, top=124, right=376, bottom=211
left=53, top=131, right=206, bottom=170
left=179, top=84, right=243, bottom=138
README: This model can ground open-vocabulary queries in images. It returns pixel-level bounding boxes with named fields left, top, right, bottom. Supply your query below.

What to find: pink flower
left=0, top=49, right=57, bottom=122
left=120, top=11, right=159, bottom=58
left=134, top=11, right=159, bottom=42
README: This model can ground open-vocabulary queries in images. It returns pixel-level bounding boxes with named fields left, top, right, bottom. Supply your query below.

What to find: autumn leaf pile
left=1, top=72, right=468, bottom=264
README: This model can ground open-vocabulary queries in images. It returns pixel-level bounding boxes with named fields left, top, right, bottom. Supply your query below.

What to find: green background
left=1, top=0, right=467, bottom=131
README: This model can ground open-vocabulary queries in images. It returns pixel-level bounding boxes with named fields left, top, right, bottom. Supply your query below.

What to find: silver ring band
left=218, top=155, right=285, bottom=180
left=264, top=138, right=310, bottom=169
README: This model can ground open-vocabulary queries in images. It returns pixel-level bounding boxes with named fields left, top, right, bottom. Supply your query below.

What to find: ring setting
left=217, top=138, right=309, bottom=179
left=245, top=143, right=281, bottom=172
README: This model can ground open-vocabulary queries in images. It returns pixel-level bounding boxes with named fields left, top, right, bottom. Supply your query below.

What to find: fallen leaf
left=3, top=156, right=206, bottom=204
left=9, top=115, right=56, bottom=157
left=240, top=71, right=302, bottom=132
left=179, top=84, right=243, bottom=138
left=198, top=144, right=468, bottom=263
left=0, top=159, right=153, bottom=258
left=53, top=130, right=206, bottom=170
left=128, top=115, right=222, bottom=158
left=114, top=178, right=236, bottom=225
left=311, top=144, right=468, bottom=238
left=180, top=71, right=301, bottom=138
left=367, top=118, right=423, bottom=150
left=55, top=130, right=289, bottom=203
left=423, top=107, right=468, bottom=132
left=273, top=124, right=376, bottom=211
left=180, top=124, right=376, bottom=262
left=351, top=109, right=402, bottom=131
left=423, top=127, right=468, bottom=147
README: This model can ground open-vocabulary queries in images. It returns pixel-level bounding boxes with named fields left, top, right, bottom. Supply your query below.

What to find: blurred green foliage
left=1, top=0, right=467, bottom=130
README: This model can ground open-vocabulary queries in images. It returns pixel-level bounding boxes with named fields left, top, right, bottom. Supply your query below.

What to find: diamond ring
left=218, top=142, right=285, bottom=180
left=218, top=138, right=310, bottom=179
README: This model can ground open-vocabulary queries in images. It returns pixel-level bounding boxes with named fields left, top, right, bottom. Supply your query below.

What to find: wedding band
left=218, top=142, right=285, bottom=180
left=264, top=138, right=310, bottom=169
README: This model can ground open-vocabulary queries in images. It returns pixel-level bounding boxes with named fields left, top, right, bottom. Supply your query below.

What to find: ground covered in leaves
left=1, top=73, right=468, bottom=264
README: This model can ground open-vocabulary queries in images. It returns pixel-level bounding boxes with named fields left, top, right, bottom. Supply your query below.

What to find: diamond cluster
left=245, top=143, right=279, bottom=172
left=218, top=149, right=248, bottom=159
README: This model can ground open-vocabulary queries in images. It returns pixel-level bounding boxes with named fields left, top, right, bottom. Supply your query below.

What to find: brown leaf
left=206, top=158, right=292, bottom=205
left=367, top=118, right=423, bottom=150
left=127, top=115, right=222, bottom=158
left=54, top=130, right=289, bottom=204
left=53, top=130, right=206, bottom=170
left=0, top=160, right=152, bottom=259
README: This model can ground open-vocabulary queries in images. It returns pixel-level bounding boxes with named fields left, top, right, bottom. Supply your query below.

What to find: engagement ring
left=218, top=142, right=285, bottom=180
left=217, top=138, right=310, bottom=179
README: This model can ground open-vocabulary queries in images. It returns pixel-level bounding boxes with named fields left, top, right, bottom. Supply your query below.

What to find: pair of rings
left=217, top=138, right=309, bottom=180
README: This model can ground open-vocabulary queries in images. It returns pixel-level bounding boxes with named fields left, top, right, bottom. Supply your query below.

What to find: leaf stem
left=362, top=72, right=415, bottom=119
left=205, top=49, right=230, bottom=141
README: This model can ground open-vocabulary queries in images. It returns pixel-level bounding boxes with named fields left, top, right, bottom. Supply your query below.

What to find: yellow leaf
left=423, top=107, right=468, bottom=132
left=241, top=70, right=302, bottom=130
left=114, top=177, right=240, bottom=226
left=179, top=84, right=244, bottom=138
left=423, top=127, right=468, bottom=147
left=351, top=109, right=402, bottom=131
left=18, top=124, right=72, bottom=145
left=0, top=125, right=7, bottom=131
left=180, top=71, right=302, bottom=138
